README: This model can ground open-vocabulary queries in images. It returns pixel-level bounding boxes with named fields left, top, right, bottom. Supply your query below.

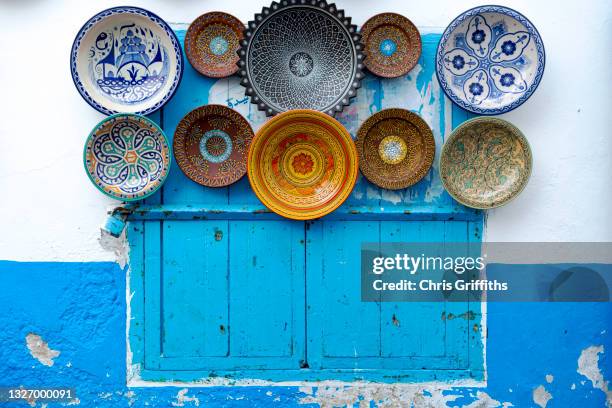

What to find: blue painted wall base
left=0, top=261, right=609, bottom=407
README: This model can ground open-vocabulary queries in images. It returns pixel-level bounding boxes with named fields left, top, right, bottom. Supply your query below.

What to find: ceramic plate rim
left=439, top=116, right=533, bottom=209
left=83, top=113, right=172, bottom=202
left=435, top=4, right=546, bottom=115
left=185, top=11, right=244, bottom=78
left=70, top=6, right=184, bottom=116
left=247, top=109, right=359, bottom=220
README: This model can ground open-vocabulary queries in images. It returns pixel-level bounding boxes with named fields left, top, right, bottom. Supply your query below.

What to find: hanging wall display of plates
left=238, top=0, right=364, bottom=116
left=185, top=12, right=244, bottom=78
left=360, top=13, right=422, bottom=78
left=173, top=105, right=255, bottom=187
left=84, top=114, right=171, bottom=201
left=356, top=109, right=435, bottom=190
left=248, top=110, right=358, bottom=220
left=71, top=6, right=183, bottom=115
left=439, top=117, right=532, bottom=209
left=436, top=5, right=545, bottom=115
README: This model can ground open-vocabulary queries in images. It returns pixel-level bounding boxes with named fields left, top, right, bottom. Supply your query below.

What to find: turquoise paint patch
left=370, top=76, right=382, bottom=115
left=416, top=33, right=440, bottom=95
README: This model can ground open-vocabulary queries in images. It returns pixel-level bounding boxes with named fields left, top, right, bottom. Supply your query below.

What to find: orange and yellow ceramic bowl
left=247, top=110, right=358, bottom=220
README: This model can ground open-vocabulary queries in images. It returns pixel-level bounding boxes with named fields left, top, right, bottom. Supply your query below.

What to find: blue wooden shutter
left=139, top=219, right=305, bottom=373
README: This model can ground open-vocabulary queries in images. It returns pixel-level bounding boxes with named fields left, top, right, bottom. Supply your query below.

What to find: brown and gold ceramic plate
left=356, top=109, right=435, bottom=190
left=185, top=12, right=243, bottom=78
left=360, top=13, right=422, bottom=78
left=439, top=117, right=532, bottom=209
left=173, top=105, right=254, bottom=187
left=247, top=110, right=358, bottom=220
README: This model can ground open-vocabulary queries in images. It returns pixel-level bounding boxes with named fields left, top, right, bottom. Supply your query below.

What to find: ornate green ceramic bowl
left=83, top=114, right=171, bottom=201
left=439, top=117, right=532, bottom=209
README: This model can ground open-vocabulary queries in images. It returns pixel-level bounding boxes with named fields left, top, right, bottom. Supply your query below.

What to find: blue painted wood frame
left=126, top=31, right=485, bottom=383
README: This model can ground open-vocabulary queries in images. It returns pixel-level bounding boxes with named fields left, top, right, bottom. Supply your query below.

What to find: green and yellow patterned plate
left=440, top=117, right=532, bottom=209
left=84, top=114, right=171, bottom=201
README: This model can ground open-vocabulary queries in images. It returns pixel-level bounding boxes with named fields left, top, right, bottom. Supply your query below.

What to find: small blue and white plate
left=436, top=5, right=545, bottom=115
left=71, top=6, right=183, bottom=116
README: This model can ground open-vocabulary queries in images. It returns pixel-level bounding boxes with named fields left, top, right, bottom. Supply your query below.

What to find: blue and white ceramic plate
left=84, top=114, right=171, bottom=201
left=436, top=6, right=545, bottom=115
left=71, top=7, right=183, bottom=115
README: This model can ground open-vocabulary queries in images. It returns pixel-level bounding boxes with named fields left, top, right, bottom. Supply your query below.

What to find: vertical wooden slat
left=127, top=221, right=145, bottom=371
left=229, top=220, right=305, bottom=360
left=442, top=221, right=471, bottom=368
left=379, top=221, right=447, bottom=358
left=305, top=220, right=323, bottom=370
left=467, top=219, right=486, bottom=379
left=143, top=220, right=162, bottom=368
left=161, top=221, right=229, bottom=357
left=315, top=221, right=381, bottom=359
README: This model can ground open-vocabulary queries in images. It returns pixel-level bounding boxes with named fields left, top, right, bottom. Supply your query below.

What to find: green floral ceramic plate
left=83, top=114, right=171, bottom=201
left=439, top=117, right=532, bottom=209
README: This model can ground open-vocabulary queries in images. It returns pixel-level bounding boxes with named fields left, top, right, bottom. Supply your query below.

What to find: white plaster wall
left=0, top=0, right=610, bottom=262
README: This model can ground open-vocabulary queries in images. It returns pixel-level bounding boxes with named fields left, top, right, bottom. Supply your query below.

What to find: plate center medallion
left=379, top=38, right=397, bottom=56
left=378, top=135, right=407, bottom=164
left=291, top=152, right=315, bottom=176
left=209, top=35, right=229, bottom=56
left=200, top=129, right=233, bottom=163
left=289, top=52, right=314, bottom=77
left=281, top=142, right=325, bottom=187
left=124, top=150, right=138, bottom=163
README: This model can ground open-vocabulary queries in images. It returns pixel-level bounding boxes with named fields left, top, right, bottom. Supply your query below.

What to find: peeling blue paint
left=0, top=260, right=610, bottom=407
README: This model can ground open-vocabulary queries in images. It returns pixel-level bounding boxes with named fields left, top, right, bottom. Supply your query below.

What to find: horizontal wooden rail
left=114, top=204, right=481, bottom=221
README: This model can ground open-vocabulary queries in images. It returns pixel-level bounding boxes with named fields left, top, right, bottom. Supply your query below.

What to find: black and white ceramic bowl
left=238, top=0, right=365, bottom=116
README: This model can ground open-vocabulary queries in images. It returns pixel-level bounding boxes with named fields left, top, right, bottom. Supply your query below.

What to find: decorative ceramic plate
left=248, top=110, right=358, bottom=220
left=71, top=6, right=183, bottom=115
left=84, top=114, right=171, bottom=201
left=357, top=109, right=435, bottom=190
left=439, top=117, right=532, bottom=209
left=173, top=105, right=254, bottom=187
left=185, top=12, right=244, bottom=78
left=360, top=13, right=421, bottom=78
left=238, top=0, right=364, bottom=116
left=436, top=5, right=545, bottom=114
